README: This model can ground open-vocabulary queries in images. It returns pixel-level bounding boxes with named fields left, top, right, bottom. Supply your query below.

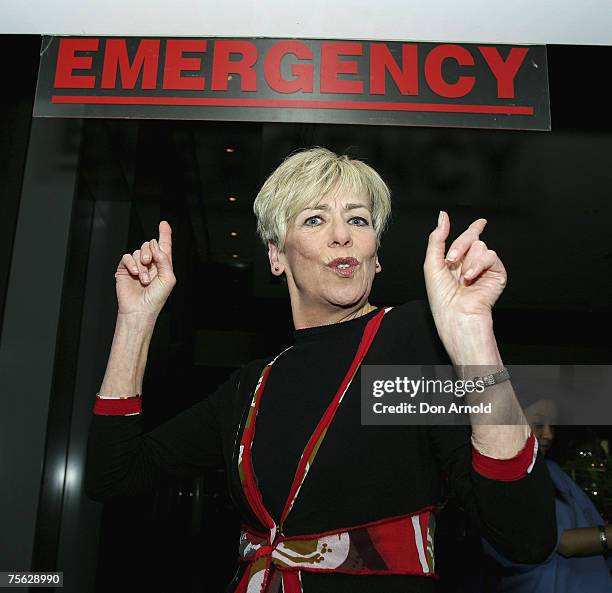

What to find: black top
left=85, top=301, right=557, bottom=592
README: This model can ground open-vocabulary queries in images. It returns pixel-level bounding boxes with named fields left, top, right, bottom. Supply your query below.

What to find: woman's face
left=270, top=190, right=381, bottom=310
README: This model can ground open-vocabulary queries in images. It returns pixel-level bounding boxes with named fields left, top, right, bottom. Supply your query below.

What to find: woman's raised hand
left=423, top=211, right=507, bottom=365
left=114, top=220, right=177, bottom=317
left=424, top=211, right=507, bottom=322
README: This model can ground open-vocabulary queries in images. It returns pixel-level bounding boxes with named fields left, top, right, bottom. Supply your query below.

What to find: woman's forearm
left=558, top=525, right=612, bottom=558
left=447, top=317, right=531, bottom=459
left=99, top=313, right=158, bottom=396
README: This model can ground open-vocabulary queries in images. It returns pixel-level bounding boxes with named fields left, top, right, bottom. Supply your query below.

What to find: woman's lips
left=328, top=257, right=359, bottom=277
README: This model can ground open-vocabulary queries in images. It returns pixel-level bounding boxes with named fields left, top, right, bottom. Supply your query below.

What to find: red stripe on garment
left=233, top=563, right=251, bottom=593
left=367, top=516, right=422, bottom=572
left=472, top=430, right=536, bottom=481
left=93, top=396, right=142, bottom=415
left=240, top=365, right=277, bottom=530
left=281, top=571, right=302, bottom=593
left=278, top=308, right=388, bottom=526
left=241, top=504, right=439, bottom=547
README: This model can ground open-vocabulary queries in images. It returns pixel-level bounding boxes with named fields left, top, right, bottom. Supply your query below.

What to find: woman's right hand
left=114, top=220, right=177, bottom=317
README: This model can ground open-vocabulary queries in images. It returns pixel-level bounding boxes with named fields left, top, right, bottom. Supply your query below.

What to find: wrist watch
left=599, top=525, right=609, bottom=555
left=471, top=367, right=510, bottom=388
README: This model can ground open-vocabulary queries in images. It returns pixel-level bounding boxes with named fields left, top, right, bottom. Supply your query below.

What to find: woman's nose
left=328, top=218, right=352, bottom=246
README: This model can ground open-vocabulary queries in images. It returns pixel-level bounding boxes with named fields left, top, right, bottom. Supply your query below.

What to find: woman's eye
left=304, top=216, right=322, bottom=226
left=349, top=216, right=369, bottom=226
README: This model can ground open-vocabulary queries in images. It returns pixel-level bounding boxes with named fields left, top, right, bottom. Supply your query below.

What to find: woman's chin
left=325, top=288, right=368, bottom=308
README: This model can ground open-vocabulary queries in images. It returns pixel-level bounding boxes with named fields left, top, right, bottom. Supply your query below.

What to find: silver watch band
left=472, top=368, right=510, bottom=387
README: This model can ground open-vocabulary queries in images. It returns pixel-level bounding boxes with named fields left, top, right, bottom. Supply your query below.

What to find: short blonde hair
left=253, top=147, right=392, bottom=252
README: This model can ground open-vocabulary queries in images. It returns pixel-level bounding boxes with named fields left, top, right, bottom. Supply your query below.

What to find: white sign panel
left=2, top=0, right=612, bottom=46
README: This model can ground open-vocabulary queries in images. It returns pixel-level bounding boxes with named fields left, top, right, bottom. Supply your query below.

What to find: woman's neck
left=291, top=300, right=377, bottom=330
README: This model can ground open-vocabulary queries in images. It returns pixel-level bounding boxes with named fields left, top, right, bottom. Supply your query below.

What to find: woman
left=85, top=147, right=556, bottom=593
left=480, top=398, right=612, bottom=591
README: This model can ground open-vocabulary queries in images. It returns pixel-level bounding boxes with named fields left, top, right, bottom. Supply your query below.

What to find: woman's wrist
left=96, top=391, right=141, bottom=399
left=99, top=315, right=156, bottom=397
left=442, top=316, right=501, bottom=367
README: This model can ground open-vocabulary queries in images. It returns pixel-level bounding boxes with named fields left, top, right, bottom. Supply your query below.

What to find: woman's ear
left=268, top=240, right=285, bottom=276
left=375, top=257, right=382, bottom=273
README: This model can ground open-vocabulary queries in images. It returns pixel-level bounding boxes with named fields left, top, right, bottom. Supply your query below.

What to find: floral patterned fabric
left=235, top=507, right=439, bottom=593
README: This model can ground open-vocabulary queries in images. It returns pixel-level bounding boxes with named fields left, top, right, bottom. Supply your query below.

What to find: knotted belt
left=233, top=307, right=439, bottom=592
left=235, top=506, right=438, bottom=593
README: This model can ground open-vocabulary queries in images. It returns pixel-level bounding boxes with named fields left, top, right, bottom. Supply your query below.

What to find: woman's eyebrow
left=301, top=203, right=370, bottom=212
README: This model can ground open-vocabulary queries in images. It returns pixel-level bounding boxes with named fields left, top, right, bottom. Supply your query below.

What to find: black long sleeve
left=84, top=368, right=238, bottom=501
left=427, top=423, right=557, bottom=564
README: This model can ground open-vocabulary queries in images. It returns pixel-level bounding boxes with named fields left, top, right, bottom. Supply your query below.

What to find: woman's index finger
left=158, top=220, right=173, bottom=256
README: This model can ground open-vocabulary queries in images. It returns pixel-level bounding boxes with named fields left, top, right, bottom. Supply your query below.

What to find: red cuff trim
left=93, top=395, right=142, bottom=416
left=472, top=430, right=537, bottom=481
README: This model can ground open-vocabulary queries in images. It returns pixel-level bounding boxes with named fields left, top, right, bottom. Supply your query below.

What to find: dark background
left=0, top=35, right=610, bottom=592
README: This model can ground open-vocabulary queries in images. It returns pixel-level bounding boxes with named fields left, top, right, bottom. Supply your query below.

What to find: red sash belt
left=235, top=506, right=438, bottom=593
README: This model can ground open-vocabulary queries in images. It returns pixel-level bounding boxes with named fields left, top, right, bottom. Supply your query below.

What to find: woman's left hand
left=423, top=211, right=507, bottom=326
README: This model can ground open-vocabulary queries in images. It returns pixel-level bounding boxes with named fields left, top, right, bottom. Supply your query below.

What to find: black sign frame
left=34, top=36, right=550, bottom=131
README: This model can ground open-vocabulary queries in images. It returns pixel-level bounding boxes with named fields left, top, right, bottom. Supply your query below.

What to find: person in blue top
left=480, top=397, right=612, bottom=592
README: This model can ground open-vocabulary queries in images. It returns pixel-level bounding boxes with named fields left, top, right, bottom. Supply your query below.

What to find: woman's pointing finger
left=158, top=220, right=173, bottom=263
left=424, top=210, right=450, bottom=272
